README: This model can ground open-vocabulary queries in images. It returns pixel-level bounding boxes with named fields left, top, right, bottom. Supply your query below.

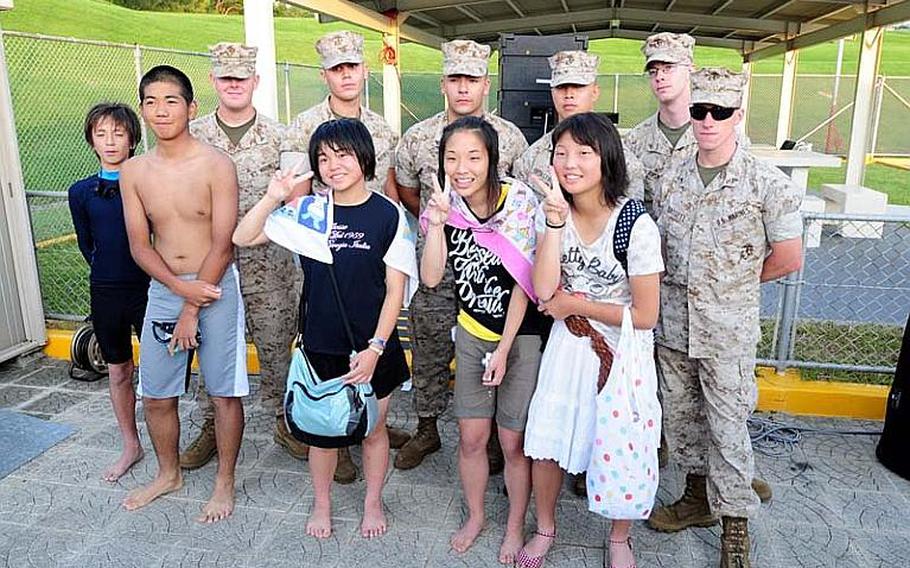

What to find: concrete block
left=821, top=184, right=888, bottom=238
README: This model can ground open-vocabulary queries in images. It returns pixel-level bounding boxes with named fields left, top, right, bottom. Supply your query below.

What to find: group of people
left=68, top=28, right=804, bottom=568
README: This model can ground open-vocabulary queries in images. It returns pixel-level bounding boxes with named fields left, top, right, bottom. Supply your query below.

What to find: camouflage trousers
left=409, top=281, right=458, bottom=418
left=198, top=285, right=298, bottom=420
left=656, top=345, right=761, bottom=519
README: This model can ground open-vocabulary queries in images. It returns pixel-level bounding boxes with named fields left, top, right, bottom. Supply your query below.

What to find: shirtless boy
left=120, top=65, right=248, bottom=523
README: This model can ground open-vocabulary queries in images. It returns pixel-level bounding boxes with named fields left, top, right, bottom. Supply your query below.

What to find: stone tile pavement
left=0, top=354, right=908, bottom=567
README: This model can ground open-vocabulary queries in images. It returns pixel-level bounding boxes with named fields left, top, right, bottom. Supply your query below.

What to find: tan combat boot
left=334, top=446, right=358, bottom=484
left=648, top=474, right=718, bottom=532
left=751, top=478, right=772, bottom=503
left=274, top=416, right=309, bottom=460
left=393, top=416, right=441, bottom=470
left=720, top=516, right=751, bottom=568
left=179, top=417, right=217, bottom=470
left=387, top=427, right=411, bottom=450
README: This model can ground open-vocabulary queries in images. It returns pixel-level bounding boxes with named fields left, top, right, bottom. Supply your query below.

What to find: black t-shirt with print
left=299, top=193, right=402, bottom=356
left=444, top=221, right=544, bottom=338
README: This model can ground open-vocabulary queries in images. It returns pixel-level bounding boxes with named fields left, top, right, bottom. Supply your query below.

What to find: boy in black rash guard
left=68, top=102, right=149, bottom=482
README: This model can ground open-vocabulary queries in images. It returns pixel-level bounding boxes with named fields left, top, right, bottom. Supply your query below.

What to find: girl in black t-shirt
left=233, top=119, right=414, bottom=541
left=421, top=116, right=543, bottom=563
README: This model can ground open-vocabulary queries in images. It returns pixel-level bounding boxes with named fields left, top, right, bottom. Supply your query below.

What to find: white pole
left=0, top=17, right=47, bottom=346
left=382, top=28, right=402, bottom=136
left=869, top=76, right=886, bottom=162
left=825, top=38, right=845, bottom=152
left=776, top=49, right=799, bottom=147
left=846, top=27, right=884, bottom=186
left=243, top=0, right=278, bottom=119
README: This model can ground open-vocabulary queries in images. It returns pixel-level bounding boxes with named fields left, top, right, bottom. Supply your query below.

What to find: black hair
left=308, top=119, right=376, bottom=185
left=83, top=102, right=142, bottom=158
left=139, top=65, right=194, bottom=104
left=437, top=116, right=500, bottom=213
left=549, top=112, right=628, bottom=207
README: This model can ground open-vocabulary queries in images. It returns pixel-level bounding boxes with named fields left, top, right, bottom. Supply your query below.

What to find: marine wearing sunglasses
left=689, top=104, right=737, bottom=121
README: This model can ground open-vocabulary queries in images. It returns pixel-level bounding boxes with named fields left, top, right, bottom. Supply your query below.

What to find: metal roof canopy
left=287, top=0, right=910, bottom=61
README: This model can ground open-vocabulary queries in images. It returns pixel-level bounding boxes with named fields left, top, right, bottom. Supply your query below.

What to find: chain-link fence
left=5, top=31, right=910, bottom=380
left=758, top=211, right=910, bottom=382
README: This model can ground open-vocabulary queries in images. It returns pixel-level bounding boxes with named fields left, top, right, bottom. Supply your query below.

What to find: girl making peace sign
left=518, top=113, right=663, bottom=568
left=421, top=116, right=546, bottom=564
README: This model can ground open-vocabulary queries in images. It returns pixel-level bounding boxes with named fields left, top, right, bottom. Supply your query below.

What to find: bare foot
left=196, top=479, right=235, bottom=524
left=450, top=516, right=484, bottom=554
left=306, top=503, right=332, bottom=539
left=102, top=446, right=144, bottom=483
left=498, top=528, right=524, bottom=564
left=608, top=537, right=635, bottom=568
left=122, top=472, right=183, bottom=511
left=361, top=499, right=387, bottom=539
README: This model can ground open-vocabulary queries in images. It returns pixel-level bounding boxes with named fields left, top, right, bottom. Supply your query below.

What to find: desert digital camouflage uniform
left=512, top=49, right=645, bottom=201
left=512, top=132, right=645, bottom=202
left=624, top=114, right=697, bottom=217
left=398, top=39, right=529, bottom=418
left=280, top=30, right=397, bottom=196
left=281, top=97, right=398, bottom=195
left=190, top=111, right=298, bottom=419
left=655, top=70, right=804, bottom=518
left=398, top=109, right=528, bottom=417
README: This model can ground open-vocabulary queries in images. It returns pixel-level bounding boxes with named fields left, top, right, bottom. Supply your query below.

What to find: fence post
left=870, top=75, right=885, bottom=158
left=133, top=45, right=149, bottom=153
left=773, top=222, right=810, bottom=373
left=613, top=73, right=619, bottom=114
left=283, top=62, right=291, bottom=125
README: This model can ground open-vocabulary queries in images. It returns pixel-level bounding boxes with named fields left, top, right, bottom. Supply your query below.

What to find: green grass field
left=4, top=0, right=910, bottom=74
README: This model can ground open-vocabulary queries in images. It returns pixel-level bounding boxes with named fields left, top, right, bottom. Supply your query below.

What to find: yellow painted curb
left=44, top=329, right=261, bottom=374
left=45, top=328, right=888, bottom=420
left=755, top=366, right=887, bottom=420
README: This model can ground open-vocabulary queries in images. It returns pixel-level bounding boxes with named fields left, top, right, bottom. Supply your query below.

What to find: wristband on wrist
left=368, top=337, right=387, bottom=349
left=545, top=219, right=566, bottom=229
left=368, top=344, right=384, bottom=356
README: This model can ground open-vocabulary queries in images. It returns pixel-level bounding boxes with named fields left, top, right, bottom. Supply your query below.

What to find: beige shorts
left=453, top=325, right=542, bottom=432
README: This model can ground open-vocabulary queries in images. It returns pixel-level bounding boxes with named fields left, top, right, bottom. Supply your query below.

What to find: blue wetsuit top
left=67, top=170, right=149, bottom=287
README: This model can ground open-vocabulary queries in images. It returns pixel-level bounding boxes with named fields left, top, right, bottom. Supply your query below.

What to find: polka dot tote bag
left=586, top=307, right=662, bottom=520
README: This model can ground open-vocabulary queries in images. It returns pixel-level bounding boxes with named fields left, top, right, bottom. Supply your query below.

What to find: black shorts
left=90, top=284, right=148, bottom=365
left=303, top=343, right=409, bottom=400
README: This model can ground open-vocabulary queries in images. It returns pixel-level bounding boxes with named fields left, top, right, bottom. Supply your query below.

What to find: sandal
left=608, top=537, right=637, bottom=568
left=515, top=528, right=557, bottom=568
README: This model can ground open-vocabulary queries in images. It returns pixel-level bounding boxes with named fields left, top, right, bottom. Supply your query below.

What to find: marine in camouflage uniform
left=280, top=31, right=398, bottom=196
left=512, top=50, right=645, bottom=201
left=394, top=39, right=529, bottom=470
left=649, top=68, right=804, bottom=568
left=180, top=43, right=303, bottom=470
left=623, top=33, right=699, bottom=219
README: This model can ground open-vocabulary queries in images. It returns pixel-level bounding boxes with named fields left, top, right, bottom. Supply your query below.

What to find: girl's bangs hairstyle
left=437, top=116, right=501, bottom=213
left=308, top=118, right=377, bottom=186
left=549, top=112, right=628, bottom=207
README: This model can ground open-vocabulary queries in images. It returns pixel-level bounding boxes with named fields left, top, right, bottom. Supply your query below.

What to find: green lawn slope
left=3, top=0, right=910, bottom=74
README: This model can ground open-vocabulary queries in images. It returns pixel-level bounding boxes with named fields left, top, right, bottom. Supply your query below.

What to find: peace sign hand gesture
left=426, top=175, right=451, bottom=228
left=267, top=160, right=314, bottom=202
left=531, top=166, right=569, bottom=226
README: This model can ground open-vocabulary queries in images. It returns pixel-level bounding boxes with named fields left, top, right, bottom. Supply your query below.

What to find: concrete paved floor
left=0, top=355, right=908, bottom=567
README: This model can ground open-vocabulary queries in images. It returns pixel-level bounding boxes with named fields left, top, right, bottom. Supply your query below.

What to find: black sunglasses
left=690, top=105, right=736, bottom=121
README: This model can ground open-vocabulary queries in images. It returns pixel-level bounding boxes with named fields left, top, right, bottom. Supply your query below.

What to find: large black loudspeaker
left=498, top=33, right=588, bottom=144
left=876, top=310, right=910, bottom=480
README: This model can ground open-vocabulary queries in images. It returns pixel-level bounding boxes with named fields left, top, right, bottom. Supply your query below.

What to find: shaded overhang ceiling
left=288, top=0, right=910, bottom=61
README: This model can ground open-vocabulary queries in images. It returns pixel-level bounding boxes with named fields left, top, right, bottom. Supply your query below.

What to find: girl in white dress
left=517, top=113, right=664, bottom=568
